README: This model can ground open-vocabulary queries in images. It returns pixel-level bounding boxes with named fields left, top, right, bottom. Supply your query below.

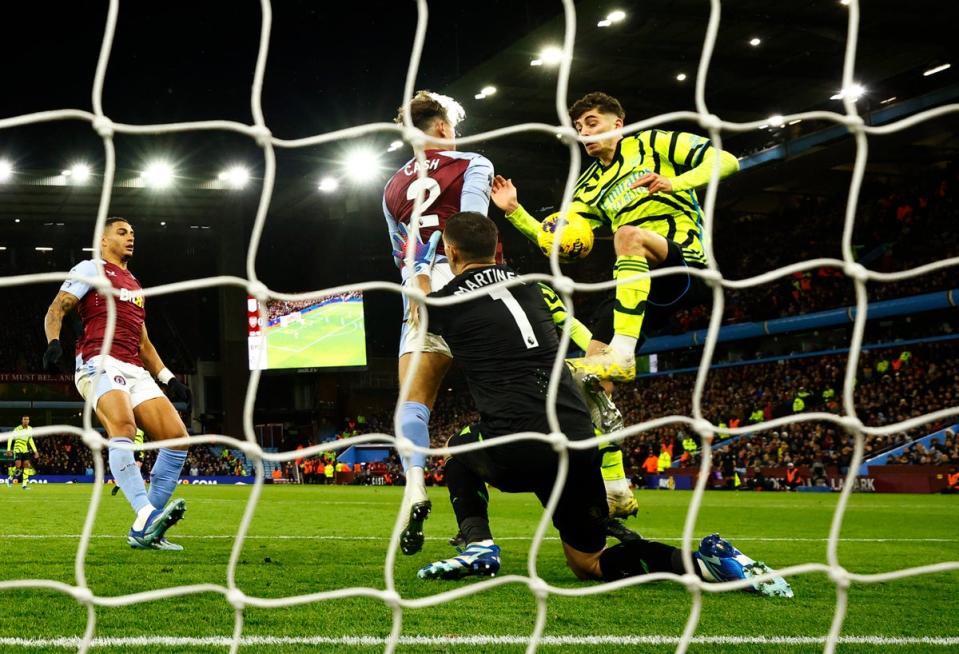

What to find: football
left=537, top=211, right=594, bottom=261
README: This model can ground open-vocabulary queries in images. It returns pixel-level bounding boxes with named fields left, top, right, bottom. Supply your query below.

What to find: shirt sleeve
left=652, top=130, right=739, bottom=192
left=459, top=155, right=493, bottom=214
left=538, top=284, right=593, bottom=351
left=60, top=259, right=100, bottom=300
left=29, top=437, right=37, bottom=454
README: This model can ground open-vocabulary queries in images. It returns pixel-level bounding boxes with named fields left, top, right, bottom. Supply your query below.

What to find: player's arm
left=43, top=291, right=80, bottom=372
left=538, top=283, right=593, bottom=351
left=139, top=324, right=191, bottom=404
left=459, top=155, right=494, bottom=214
left=28, top=437, right=37, bottom=455
left=492, top=176, right=602, bottom=243
left=632, top=130, right=739, bottom=194
left=384, top=196, right=431, bottom=295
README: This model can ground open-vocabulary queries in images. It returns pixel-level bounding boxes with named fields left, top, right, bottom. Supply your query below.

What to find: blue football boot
left=417, top=542, right=501, bottom=580
left=128, top=499, right=186, bottom=550
left=694, top=533, right=793, bottom=598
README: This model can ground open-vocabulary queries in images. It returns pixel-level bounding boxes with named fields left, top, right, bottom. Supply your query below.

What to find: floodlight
left=387, top=140, right=404, bottom=152
left=749, top=37, right=761, bottom=46
left=676, top=73, right=687, bottom=81
left=343, top=149, right=381, bottom=183
left=142, top=161, right=174, bottom=188
left=68, top=163, right=91, bottom=184
left=0, top=160, right=12, bottom=182
left=318, top=176, right=339, bottom=193
left=539, top=46, right=564, bottom=65
left=219, top=165, right=250, bottom=189
left=607, top=10, right=626, bottom=22
left=923, top=63, right=951, bottom=77
left=480, top=86, right=496, bottom=96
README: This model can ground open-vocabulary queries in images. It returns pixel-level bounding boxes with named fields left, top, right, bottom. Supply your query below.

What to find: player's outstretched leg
left=147, top=448, right=188, bottom=509
left=398, top=401, right=432, bottom=555
left=693, top=533, right=794, bottom=598
left=576, top=374, right=638, bottom=519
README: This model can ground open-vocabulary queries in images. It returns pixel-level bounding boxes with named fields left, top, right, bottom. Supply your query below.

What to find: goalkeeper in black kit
left=408, top=211, right=792, bottom=597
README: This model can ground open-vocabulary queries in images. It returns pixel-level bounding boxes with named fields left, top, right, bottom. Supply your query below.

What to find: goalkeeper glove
left=43, top=340, right=63, bottom=373
left=390, top=223, right=441, bottom=276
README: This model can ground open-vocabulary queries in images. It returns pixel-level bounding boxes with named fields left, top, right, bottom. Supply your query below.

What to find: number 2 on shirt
left=489, top=288, right=540, bottom=349
left=406, top=177, right=441, bottom=237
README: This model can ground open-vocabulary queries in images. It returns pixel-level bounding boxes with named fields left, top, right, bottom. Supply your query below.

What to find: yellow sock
left=600, top=446, right=626, bottom=482
left=22, top=467, right=31, bottom=485
left=613, top=255, right=650, bottom=339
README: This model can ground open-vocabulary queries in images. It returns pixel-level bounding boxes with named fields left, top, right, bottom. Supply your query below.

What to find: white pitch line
left=0, top=635, right=957, bottom=648
left=0, top=534, right=956, bottom=543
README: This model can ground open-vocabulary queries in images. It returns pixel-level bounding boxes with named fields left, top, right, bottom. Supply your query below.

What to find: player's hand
left=394, top=223, right=441, bottom=275
left=43, top=339, right=63, bottom=373
left=491, top=175, right=520, bottom=214
left=631, top=173, right=673, bottom=195
left=165, top=376, right=193, bottom=410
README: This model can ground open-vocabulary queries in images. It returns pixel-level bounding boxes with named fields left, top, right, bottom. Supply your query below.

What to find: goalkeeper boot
left=605, top=518, right=643, bottom=543
left=694, top=533, right=794, bottom=598
left=417, top=541, right=501, bottom=580
left=579, top=374, right=625, bottom=434
left=399, top=485, right=431, bottom=556
left=567, top=346, right=636, bottom=383
left=448, top=531, right=467, bottom=550
left=128, top=499, right=186, bottom=549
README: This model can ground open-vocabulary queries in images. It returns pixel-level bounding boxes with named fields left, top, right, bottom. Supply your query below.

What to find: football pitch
left=265, top=301, right=365, bottom=369
left=0, top=486, right=956, bottom=653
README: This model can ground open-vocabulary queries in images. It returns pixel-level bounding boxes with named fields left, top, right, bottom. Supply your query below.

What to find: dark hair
left=395, top=90, right=449, bottom=132
left=104, top=216, right=130, bottom=229
left=443, top=212, right=498, bottom=262
left=568, top=92, right=625, bottom=122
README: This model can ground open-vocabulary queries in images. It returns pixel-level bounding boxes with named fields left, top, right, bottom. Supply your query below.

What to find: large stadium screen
left=247, top=292, right=367, bottom=370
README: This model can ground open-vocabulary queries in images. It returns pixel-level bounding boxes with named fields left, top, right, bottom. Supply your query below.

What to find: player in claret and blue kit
left=382, top=90, right=495, bottom=555
left=43, top=217, right=192, bottom=550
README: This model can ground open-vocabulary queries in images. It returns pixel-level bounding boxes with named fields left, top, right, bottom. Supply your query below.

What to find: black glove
left=166, top=377, right=193, bottom=410
left=43, top=339, right=63, bottom=373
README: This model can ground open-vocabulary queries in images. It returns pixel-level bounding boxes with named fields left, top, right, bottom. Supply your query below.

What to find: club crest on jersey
left=113, top=375, right=126, bottom=386
left=119, top=287, right=145, bottom=308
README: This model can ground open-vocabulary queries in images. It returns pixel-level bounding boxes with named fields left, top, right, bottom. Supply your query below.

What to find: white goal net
left=1, top=1, right=958, bottom=653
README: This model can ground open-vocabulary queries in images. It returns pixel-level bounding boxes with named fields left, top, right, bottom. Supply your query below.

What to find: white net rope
left=0, top=1, right=958, bottom=653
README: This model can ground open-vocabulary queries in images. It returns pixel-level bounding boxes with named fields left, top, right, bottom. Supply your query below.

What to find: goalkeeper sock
left=611, top=255, right=650, bottom=353
left=600, top=539, right=700, bottom=581
left=21, top=467, right=31, bottom=486
left=109, top=438, right=152, bottom=515
left=147, top=448, right=187, bottom=509
left=445, top=458, right=492, bottom=544
left=398, top=401, right=430, bottom=471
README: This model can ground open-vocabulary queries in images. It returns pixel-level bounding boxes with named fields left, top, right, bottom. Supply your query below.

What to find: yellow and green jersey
left=506, top=129, right=739, bottom=268
left=7, top=425, right=38, bottom=455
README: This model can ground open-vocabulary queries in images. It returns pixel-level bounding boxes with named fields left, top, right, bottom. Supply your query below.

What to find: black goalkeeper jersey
left=428, top=264, right=594, bottom=439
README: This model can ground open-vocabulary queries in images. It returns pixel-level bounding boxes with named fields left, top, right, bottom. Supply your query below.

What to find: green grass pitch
left=265, top=300, right=365, bottom=369
left=0, top=485, right=956, bottom=653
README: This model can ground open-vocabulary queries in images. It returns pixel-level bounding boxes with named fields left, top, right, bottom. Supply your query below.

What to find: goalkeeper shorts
left=398, top=260, right=454, bottom=358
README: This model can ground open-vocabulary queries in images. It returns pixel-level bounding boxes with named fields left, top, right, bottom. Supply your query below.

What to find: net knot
left=82, top=429, right=104, bottom=451
left=402, top=126, right=427, bottom=149
left=699, top=268, right=723, bottom=287
left=551, top=275, right=575, bottom=297
left=555, top=126, right=578, bottom=145
left=226, top=588, right=247, bottom=609
left=547, top=431, right=568, bottom=453
left=527, top=577, right=550, bottom=600
left=681, top=572, right=702, bottom=591
left=838, top=415, right=864, bottom=434
left=92, top=116, right=114, bottom=138
left=698, top=113, right=723, bottom=132
left=247, top=280, right=270, bottom=303
left=829, top=566, right=851, bottom=589
left=71, top=586, right=94, bottom=604
left=842, top=262, right=869, bottom=283
left=380, top=590, right=401, bottom=608
left=250, top=126, right=272, bottom=147
left=692, top=419, right=714, bottom=440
